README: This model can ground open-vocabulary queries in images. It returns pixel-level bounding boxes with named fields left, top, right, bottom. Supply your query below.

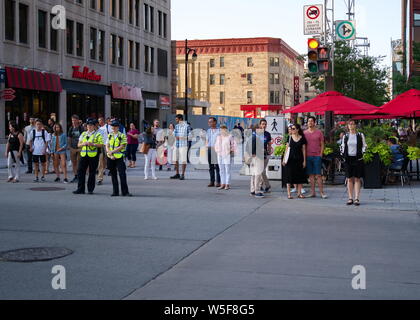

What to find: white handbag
left=283, top=137, right=291, bottom=165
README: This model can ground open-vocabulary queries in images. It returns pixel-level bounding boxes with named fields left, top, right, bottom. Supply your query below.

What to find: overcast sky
left=171, top=0, right=401, bottom=68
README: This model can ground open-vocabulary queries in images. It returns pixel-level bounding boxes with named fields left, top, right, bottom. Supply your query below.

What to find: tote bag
left=283, top=137, right=291, bottom=165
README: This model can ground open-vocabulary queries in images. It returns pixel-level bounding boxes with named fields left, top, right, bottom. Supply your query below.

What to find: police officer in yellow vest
left=106, top=120, right=131, bottom=197
left=73, top=119, right=104, bottom=195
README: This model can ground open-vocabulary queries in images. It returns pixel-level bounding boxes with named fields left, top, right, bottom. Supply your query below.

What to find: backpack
left=32, top=129, right=46, bottom=144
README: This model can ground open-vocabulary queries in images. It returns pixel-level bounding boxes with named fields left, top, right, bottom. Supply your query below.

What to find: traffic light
left=307, top=38, right=319, bottom=74
left=317, top=47, right=330, bottom=73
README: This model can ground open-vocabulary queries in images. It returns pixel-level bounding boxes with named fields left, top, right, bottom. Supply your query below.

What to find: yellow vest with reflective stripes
left=107, top=132, right=127, bottom=159
left=80, top=131, right=103, bottom=157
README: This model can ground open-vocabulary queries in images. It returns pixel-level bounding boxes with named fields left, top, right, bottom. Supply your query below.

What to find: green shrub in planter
left=407, top=146, right=420, bottom=160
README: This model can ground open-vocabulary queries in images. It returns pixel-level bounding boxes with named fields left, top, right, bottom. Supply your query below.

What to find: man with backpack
left=68, top=115, right=85, bottom=183
left=28, top=119, right=51, bottom=182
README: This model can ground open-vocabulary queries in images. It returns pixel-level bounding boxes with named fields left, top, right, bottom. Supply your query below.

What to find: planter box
left=363, top=154, right=383, bottom=189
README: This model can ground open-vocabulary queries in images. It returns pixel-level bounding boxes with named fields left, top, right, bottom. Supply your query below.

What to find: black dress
left=283, top=136, right=308, bottom=184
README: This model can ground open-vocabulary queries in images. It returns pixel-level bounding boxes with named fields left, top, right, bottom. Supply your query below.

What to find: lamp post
left=185, top=39, right=197, bottom=122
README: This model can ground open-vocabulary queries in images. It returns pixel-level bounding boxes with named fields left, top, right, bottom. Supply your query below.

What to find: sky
left=171, top=0, right=401, bottom=68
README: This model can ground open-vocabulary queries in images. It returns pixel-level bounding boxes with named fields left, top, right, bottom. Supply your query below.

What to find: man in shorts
left=29, top=119, right=51, bottom=182
left=170, top=114, right=190, bottom=180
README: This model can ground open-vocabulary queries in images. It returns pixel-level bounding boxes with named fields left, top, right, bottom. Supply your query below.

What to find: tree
left=306, top=41, right=390, bottom=106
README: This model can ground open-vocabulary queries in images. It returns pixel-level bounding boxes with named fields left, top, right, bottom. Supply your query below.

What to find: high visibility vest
left=80, top=131, right=103, bottom=157
left=107, top=132, right=127, bottom=159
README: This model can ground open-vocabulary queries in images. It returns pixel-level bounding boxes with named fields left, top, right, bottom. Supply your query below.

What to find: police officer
left=73, top=119, right=103, bottom=195
left=106, top=120, right=132, bottom=197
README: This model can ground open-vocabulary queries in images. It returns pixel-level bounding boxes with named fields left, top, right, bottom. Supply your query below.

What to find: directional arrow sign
left=1, top=94, right=16, bottom=101
left=335, top=20, right=356, bottom=40
left=2, top=88, right=16, bottom=95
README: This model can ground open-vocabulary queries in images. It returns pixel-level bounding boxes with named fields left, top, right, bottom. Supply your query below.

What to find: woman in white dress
left=215, top=125, right=237, bottom=190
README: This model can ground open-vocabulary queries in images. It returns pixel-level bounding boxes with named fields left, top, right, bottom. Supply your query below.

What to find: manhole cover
left=0, top=247, right=73, bottom=262
left=29, top=187, right=66, bottom=192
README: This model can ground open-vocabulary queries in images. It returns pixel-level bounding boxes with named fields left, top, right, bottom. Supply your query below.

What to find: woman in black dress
left=282, top=124, right=307, bottom=199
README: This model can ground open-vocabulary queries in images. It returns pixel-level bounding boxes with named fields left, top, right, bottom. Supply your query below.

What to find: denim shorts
left=306, top=156, right=322, bottom=175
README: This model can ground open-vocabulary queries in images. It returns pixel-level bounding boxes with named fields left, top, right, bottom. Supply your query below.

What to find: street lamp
left=185, top=39, right=197, bottom=122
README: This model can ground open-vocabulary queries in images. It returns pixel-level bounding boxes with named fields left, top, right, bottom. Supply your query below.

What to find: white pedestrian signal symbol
left=271, top=119, right=278, bottom=132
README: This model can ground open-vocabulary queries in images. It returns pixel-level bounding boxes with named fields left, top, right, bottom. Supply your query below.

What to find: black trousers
left=107, top=157, right=129, bottom=195
left=208, top=147, right=220, bottom=184
left=26, top=144, right=33, bottom=171
left=77, top=155, right=99, bottom=193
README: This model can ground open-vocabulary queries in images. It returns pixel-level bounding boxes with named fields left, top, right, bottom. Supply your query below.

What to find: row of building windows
left=209, top=73, right=281, bottom=85
left=207, top=57, right=281, bottom=69
left=216, top=91, right=280, bottom=105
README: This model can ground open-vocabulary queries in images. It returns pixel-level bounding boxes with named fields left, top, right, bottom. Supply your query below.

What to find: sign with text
left=294, top=76, right=300, bottom=106
left=72, top=66, right=102, bottom=82
left=304, top=4, right=324, bottom=35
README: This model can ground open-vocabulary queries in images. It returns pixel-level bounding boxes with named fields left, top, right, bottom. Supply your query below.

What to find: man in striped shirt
left=170, top=114, right=191, bottom=180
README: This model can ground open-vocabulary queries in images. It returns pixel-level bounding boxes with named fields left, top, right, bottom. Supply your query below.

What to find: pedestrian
left=170, top=114, right=191, bottom=180
left=258, top=119, right=272, bottom=193
left=73, top=119, right=103, bottom=195
left=29, top=119, right=51, bottom=182
left=304, top=116, right=327, bottom=199
left=142, top=126, right=158, bottom=180
left=245, top=124, right=266, bottom=198
left=152, top=119, right=165, bottom=170
left=282, top=124, right=307, bottom=199
left=68, top=115, right=85, bottom=183
left=340, top=119, right=367, bottom=206
left=126, top=122, right=140, bottom=168
left=206, top=117, right=221, bottom=187
left=96, top=117, right=109, bottom=185
left=51, top=123, right=68, bottom=183
left=23, top=117, right=36, bottom=174
left=215, top=124, right=236, bottom=190
left=106, top=120, right=131, bottom=197
left=5, top=122, right=24, bottom=183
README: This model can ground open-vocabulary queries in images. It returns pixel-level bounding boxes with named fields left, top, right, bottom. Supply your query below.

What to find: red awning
left=111, top=83, right=143, bottom=101
left=240, top=105, right=283, bottom=111
left=6, top=67, right=62, bottom=92
left=370, top=89, right=420, bottom=117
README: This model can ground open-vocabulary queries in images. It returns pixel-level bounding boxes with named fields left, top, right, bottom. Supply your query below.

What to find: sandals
left=287, top=195, right=294, bottom=199
left=297, top=194, right=305, bottom=199
left=354, top=199, right=360, bottom=206
left=346, top=199, right=354, bottom=205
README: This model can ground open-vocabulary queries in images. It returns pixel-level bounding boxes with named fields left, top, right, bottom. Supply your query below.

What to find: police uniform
left=74, top=122, right=104, bottom=194
left=106, top=124, right=131, bottom=196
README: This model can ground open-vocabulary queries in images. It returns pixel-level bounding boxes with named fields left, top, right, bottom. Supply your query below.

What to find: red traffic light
left=308, top=38, right=319, bottom=49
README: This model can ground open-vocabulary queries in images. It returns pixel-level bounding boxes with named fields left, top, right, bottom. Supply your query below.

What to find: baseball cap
left=111, top=120, right=120, bottom=127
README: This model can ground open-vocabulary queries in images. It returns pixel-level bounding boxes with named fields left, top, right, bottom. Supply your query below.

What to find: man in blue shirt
left=206, top=117, right=221, bottom=187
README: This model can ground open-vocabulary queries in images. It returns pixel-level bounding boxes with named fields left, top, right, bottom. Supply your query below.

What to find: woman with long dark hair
left=5, top=122, right=25, bottom=182
left=282, top=123, right=307, bottom=199
left=51, top=123, right=68, bottom=183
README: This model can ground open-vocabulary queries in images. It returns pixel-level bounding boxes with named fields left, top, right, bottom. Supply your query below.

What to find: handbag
left=283, top=137, right=291, bottom=165
left=139, top=143, right=150, bottom=154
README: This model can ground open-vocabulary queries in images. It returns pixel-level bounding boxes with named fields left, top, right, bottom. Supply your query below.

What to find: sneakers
left=152, top=176, right=158, bottom=180
left=54, top=177, right=61, bottom=182
left=63, top=178, right=69, bottom=184
left=41, top=176, right=46, bottom=182
left=264, top=187, right=271, bottom=193
left=170, top=174, right=181, bottom=179
left=250, top=192, right=256, bottom=196
left=33, top=177, right=39, bottom=182
left=144, top=177, right=149, bottom=180
left=291, top=188, right=306, bottom=194
left=97, top=181, right=103, bottom=185
left=70, top=177, right=78, bottom=183
left=122, top=193, right=133, bottom=197
left=179, top=175, right=185, bottom=180
left=255, top=193, right=265, bottom=198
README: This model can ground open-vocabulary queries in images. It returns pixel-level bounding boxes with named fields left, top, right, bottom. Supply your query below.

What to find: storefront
left=143, top=92, right=160, bottom=128
left=4, top=67, right=61, bottom=134
left=110, top=83, right=142, bottom=129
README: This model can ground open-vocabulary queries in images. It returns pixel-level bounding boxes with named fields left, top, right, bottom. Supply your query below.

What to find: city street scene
left=1, top=0, right=420, bottom=305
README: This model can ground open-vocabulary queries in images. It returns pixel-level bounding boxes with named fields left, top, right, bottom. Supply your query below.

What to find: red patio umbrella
left=282, top=91, right=379, bottom=115
left=370, top=89, right=420, bottom=117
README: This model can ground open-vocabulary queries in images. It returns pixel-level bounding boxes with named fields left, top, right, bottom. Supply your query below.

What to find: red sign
left=2, top=94, right=16, bottom=101
left=294, top=76, right=300, bottom=106
left=306, top=6, right=320, bottom=19
left=244, top=111, right=255, bottom=118
left=2, top=88, right=16, bottom=95
left=160, top=95, right=171, bottom=106
left=72, top=66, right=102, bottom=82
left=111, top=83, right=142, bottom=101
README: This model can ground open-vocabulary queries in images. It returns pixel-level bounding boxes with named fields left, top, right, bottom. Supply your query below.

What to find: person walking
left=164, top=123, right=175, bottom=171
left=50, top=123, right=68, bottom=183
left=29, top=119, right=51, bottom=183
left=127, top=123, right=140, bottom=168
left=206, top=117, right=221, bottom=187
left=258, top=119, right=272, bottom=193
left=215, top=125, right=236, bottom=190
left=152, top=119, right=165, bottom=171
left=304, top=116, right=327, bottom=199
left=340, top=119, right=367, bottom=206
left=143, top=126, right=158, bottom=180
left=282, top=124, right=307, bottom=199
left=73, top=119, right=103, bottom=195
left=23, top=117, right=36, bottom=174
left=68, top=115, right=84, bottom=183
left=170, top=114, right=190, bottom=180
left=106, top=120, right=131, bottom=197
left=5, top=122, right=24, bottom=183
left=245, top=124, right=266, bottom=198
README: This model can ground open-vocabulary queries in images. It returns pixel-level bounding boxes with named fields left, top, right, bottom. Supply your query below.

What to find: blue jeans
left=127, top=144, right=138, bottom=162
left=306, top=156, right=322, bottom=175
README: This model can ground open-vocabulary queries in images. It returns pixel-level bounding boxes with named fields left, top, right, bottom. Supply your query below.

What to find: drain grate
left=29, top=187, right=66, bottom=192
left=0, top=247, right=73, bottom=262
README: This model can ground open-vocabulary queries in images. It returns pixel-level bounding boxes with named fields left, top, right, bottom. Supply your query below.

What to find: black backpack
left=32, top=129, right=46, bottom=144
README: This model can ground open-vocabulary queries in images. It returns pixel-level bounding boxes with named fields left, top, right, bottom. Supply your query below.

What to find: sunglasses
left=291, top=127, right=297, bottom=130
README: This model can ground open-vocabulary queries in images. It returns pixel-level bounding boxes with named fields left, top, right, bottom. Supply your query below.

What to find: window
left=129, top=0, right=134, bottom=24
left=135, top=0, right=140, bottom=26
left=163, top=13, right=167, bottom=38
left=98, top=30, right=105, bottom=62
left=144, top=4, right=149, bottom=30
left=270, top=57, right=280, bottom=66
left=135, top=42, right=140, bottom=70
left=5, top=0, right=15, bottom=41
left=158, top=48, right=168, bottom=77
left=50, top=14, right=58, bottom=51
left=90, top=0, right=96, bottom=9
left=220, top=92, right=225, bottom=104
left=270, top=73, right=280, bottom=84
left=118, top=36, right=124, bottom=66
left=19, top=3, right=28, bottom=44
left=118, top=0, right=123, bottom=20
left=270, top=91, right=280, bottom=104
left=90, top=27, right=97, bottom=59
left=247, top=57, right=253, bottom=67
left=247, top=74, right=253, bottom=84
left=210, top=59, right=215, bottom=68
left=220, top=57, right=225, bottom=67
left=110, top=34, right=117, bottom=64
left=110, top=0, right=117, bottom=17
left=220, top=74, right=225, bottom=85
left=158, top=11, right=162, bottom=36
left=76, top=22, right=84, bottom=56
left=129, top=40, right=134, bottom=68
left=210, top=74, right=215, bottom=85
left=66, top=19, right=74, bottom=54
left=149, top=6, right=154, bottom=33
left=305, top=82, right=309, bottom=92
left=247, top=91, right=253, bottom=104
left=38, top=10, right=47, bottom=48
left=144, top=45, right=154, bottom=72
left=98, top=0, right=104, bottom=12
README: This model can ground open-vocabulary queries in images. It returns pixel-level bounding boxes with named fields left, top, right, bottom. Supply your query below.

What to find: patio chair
left=385, top=158, right=411, bottom=187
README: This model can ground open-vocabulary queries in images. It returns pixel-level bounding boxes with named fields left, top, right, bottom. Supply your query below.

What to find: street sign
left=2, top=88, right=16, bottom=95
left=2, top=94, right=16, bottom=101
left=304, top=4, right=324, bottom=35
left=265, top=116, right=285, bottom=155
left=0, top=69, right=5, bottom=83
left=335, top=20, right=356, bottom=40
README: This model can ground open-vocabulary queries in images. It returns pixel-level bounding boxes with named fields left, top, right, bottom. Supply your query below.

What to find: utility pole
left=324, top=0, right=335, bottom=139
